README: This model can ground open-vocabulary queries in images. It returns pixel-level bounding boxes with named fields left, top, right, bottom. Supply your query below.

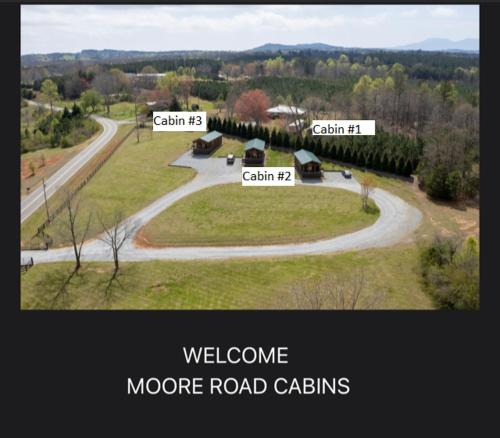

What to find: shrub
left=420, top=236, right=479, bottom=310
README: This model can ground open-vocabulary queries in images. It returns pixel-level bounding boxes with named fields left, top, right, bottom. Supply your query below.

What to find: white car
left=342, top=170, right=352, bottom=179
left=227, top=153, right=235, bottom=165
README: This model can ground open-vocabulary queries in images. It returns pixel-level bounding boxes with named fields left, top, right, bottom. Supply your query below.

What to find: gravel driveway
left=21, top=150, right=422, bottom=263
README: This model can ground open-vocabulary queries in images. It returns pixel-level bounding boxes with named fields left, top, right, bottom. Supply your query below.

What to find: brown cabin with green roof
left=192, top=131, right=223, bottom=155
left=243, top=138, right=266, bottom=166
left=294, top=149, right=322, bottom=178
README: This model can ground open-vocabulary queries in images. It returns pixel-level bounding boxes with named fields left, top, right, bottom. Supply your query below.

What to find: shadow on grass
left=93, top=270, right=128, bottom=308
left=33, top=267, right=78, bottom=309
left=32, top=265, right=130, bottom=309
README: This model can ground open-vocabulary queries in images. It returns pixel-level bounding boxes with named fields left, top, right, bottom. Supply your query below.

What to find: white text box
left=242, top=167, right=295, bottom=186
left=153, top=112, right=206, bottom=131
left=311, top=120, right=375, bottom=136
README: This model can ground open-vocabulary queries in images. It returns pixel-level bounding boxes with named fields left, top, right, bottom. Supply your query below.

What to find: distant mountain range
left=250, top=39, right=479, bottom=53
left=394, top=38, right=479, bottom=52
left=21, top=38, right=479, bottom=66
left=250, top=43, right=343, bottom=52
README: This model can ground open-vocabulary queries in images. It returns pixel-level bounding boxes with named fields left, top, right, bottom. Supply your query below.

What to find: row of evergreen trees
left=207, top=116, right=421, bottom=177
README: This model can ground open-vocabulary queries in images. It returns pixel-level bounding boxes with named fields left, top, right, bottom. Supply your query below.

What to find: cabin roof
left=199, top=131, right=222, bottom=143
left=294, top=149, right=321, bottom=165
left=244, top=138, right=266, bottom=152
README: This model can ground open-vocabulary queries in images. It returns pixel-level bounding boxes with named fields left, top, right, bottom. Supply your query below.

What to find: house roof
left=267, top=105, right=306, bottom=116
left=294, top=149, right=321, bottom=165
left=244, top=138, right=266, bottom=152
left=199, top=131, right=222, bottom=143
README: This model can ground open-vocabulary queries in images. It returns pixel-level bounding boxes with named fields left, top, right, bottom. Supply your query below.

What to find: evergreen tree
left=207, top=117, right=213, bottom=131
left=343, top=147, right=352, bottom=163
left=404, top=160, right=413, bottom=177
left=169, top=97, right=182, bottom=111
left=295, top=135, right=303, bottom=151
left=330, top=143, right=337, bottom=160
left=62, top=106, right=70, bottom=120
left=270, top=129, right=277, bottom=146
left=276, top=131, right=283, bottom=147
left=71, top=103, right=82, bottom=118
left=283, top=132, right=291, bottom=149
left=351, top=150, right=358, bottom=165
left=381, top=154, right=389, bottom=171
left=222, top=118, right=227, bottom=133
left=337, top=146, right=344, bottom=162
left=229, top=120, right=236, bottom=135
left=303, top=136, right=310, bottom=151
left=372, top=153, right=381, bottom=170
left=388, top=157, right=397, bottom=173
left=240, top=124, right=247, bottom=138
left=263, top=127, right=270, bottom=143
left=247, top=124, right=254, bottom=139
left=365, top=153, right=373, bottom=169
left=358, top=152, right=366, bottom=167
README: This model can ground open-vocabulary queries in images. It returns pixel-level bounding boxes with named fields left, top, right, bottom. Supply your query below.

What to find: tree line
left=207, top=116, right=420, bottom=177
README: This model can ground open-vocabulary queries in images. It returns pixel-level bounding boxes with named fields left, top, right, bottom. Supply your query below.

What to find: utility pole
left=42, top=177, right=50, bottom=222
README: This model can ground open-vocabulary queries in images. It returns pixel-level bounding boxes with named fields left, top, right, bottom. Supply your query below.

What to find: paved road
left=20, top=102, right=119, bottom=223
left=21, top=151, right=422, bottom=264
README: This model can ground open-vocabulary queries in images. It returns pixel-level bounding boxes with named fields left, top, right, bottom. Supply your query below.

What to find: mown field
left=20, top=142, right=478, bottom=310
left=21, top=128, right=198, bottom=247
left=138, top=183, right=379, bottom=246
left=20, top=244, right=433, bottom=310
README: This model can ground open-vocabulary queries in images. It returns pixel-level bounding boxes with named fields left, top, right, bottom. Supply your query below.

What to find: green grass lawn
left=213, top=137, right=245, bottom=157
left=190, top=96, right=216, bottom=111
left=34, top=93, right=137, bottom=121
left=266, top=148, right=294, bottom=167
left=20, top=244, right=433, bottom=310
left=21, top=129, right=198, bottom=247
left=138, top=183, right=379, bottom=247
left=96, top=102, right=136, bottom=120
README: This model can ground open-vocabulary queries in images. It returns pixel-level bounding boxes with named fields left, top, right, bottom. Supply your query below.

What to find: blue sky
left=21, top=4, right=479, bottom=55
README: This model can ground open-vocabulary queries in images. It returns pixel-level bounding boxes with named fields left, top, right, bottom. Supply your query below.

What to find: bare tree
left=93, top=71, right=121, bottom=114
left=360, top=175, right=376, bottom=211
left=290, top=271, right=385, bottom=310
left=97, top=210, right=132, bottom=275
left=57, top=191, right=92, bottom=272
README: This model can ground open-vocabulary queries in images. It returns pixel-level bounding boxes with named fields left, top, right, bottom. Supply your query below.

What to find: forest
left=21, top=48, right=479, bottom=201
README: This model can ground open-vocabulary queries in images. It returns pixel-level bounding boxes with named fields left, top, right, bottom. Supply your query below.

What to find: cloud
left=400, top=9, right=419, bottom=18
left=20, top=4, right=478, bottom=54
left=430, top=6, right=459, bottom=18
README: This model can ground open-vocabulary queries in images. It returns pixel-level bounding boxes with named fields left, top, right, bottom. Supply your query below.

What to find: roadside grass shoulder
left=21, top=129, right=198, bottom=247
left=21, top=127, right=103, bottom=196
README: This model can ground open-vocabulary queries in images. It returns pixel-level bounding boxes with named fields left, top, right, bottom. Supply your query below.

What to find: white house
left=266, top=105, right=307, bottom=118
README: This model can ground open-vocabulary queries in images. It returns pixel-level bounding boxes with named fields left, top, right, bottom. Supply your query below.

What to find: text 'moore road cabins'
left=192, top=130, right=223, bottom=155
left=294, top=149, right=322, bottom=178
left=243, top=138, right=266, bottom=166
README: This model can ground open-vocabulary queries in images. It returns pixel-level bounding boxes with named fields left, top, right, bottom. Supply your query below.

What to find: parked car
left=342, top=170, right=352, bottom=179
left=227, top=153, right=235, bottom=165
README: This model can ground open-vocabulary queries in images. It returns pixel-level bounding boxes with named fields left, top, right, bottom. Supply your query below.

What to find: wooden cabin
left=294, top=149, right=322, bottom=178
left=192, top=131, right=223, bottom=155
left=243, top=138, right=266, bottom=166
